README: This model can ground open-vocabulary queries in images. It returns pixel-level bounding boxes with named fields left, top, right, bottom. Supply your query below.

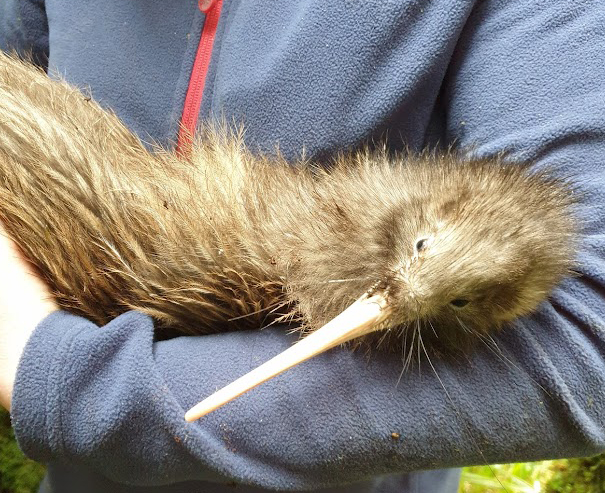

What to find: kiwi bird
left=0, top=52, right=578, bottom=421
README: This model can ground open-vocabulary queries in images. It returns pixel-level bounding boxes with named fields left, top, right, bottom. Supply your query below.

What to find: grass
left=459, top=462, right=554, bottom=493
left=460, top=456, right=605, bottom=493
left=0, top=411, right=45, bottom=493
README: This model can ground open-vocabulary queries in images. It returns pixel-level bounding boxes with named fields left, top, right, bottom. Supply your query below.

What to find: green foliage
left=542, top=454, right=605, bottom=493
left=0, top=409, right=45, bottom=493
left=460, top=455, right=605, bottom=493
left=460, top=462, right=548, bottom=493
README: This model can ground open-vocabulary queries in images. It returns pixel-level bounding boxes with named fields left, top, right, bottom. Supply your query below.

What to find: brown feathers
left=0, top=52, right=578, bottom=346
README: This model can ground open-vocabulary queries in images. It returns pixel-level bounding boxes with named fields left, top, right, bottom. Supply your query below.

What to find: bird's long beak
left=184, top=292, right=391, bottom=422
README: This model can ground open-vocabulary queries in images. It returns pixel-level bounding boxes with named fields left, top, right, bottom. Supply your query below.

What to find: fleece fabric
left=2, top=0, right=605, bottom=491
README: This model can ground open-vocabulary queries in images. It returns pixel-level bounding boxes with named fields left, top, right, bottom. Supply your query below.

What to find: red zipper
left=177, top=0, right=224, bottom=155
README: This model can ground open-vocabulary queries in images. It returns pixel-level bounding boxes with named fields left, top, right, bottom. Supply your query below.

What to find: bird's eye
left=415, top=238, right=428, bottom=252
left=450, top=298, right=470, bottom=308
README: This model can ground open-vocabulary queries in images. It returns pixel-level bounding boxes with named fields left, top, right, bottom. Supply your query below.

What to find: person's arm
left=0, top=0, right=48, bottom=67
left=7, top=0, right=605, bottom=490
left=0, top=0, right=52, bottom=410
left=0, top=227, right=57, bottom=410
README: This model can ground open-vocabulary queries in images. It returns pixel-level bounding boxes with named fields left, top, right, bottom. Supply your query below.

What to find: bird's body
left=0, top=51, right=578, bottom=343
left=0, top=53, right=578, bottom=415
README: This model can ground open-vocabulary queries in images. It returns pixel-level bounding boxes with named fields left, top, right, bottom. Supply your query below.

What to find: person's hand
left=0, top=223, right=58, bottom=410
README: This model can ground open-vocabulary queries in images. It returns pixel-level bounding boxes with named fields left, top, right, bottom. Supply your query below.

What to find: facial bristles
left=184, top=293, right=391, bottom=421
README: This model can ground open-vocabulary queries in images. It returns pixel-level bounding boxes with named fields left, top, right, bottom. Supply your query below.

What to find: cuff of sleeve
left=11, top=310, right=97, bottom=462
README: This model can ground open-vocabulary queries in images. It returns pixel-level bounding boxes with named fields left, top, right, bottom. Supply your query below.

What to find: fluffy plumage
left=0, top=52, right=578, bottom=347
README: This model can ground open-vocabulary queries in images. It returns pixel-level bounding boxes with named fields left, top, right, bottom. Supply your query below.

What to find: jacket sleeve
left=0, top=0, right=48, bottom=68
left=10, top=0, right=605, bottom=490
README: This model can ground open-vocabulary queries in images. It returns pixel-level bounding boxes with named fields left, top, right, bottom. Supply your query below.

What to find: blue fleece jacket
left=1, top=1, right=605, bottom=492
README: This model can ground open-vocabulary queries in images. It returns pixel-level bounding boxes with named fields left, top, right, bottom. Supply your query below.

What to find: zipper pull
left=198, top=0, right=216, bottom=13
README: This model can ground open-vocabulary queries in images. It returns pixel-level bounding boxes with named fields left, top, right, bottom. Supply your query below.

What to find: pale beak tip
left=183, top=292, right=391, bottom=421
left=184, top=405, right=206, bottom=422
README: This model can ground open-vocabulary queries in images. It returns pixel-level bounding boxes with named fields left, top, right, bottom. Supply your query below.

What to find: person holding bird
left=1, top=1, right=604, bottom=492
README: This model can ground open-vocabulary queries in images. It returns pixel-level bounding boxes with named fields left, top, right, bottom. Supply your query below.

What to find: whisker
left=395, top=328, right=409, bottom=388
left=375, top=327, right=391, bottom=350
left=416, top=320, right=422, bottom=376
left=476, top=332, right=552, bottom=398
left=455, top=316, right=473, bottom=335
left=418, top=330, right=510, bottom=493
left=403, top=325, right=417, bottom=373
